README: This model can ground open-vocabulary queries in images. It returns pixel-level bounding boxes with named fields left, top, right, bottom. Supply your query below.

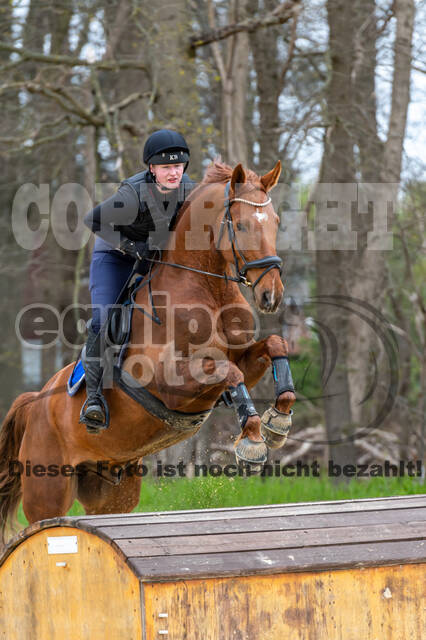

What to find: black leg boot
left=79, top=327, right=109, bottom=434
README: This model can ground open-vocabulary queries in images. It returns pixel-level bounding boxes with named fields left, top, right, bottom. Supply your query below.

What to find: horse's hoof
left=260, top=406, right=292, bottom=449
left=236, top=459, right=265, bottom=475
left=235, top=437, right=267, bottom=470
left=260, top=426, right=287, bottom=449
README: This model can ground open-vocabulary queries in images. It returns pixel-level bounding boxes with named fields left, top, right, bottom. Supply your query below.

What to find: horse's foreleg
left=236, top=335, right=296, bottom=449
left=154, top=356, right=266, bottom=463
left=236, top=335, right=296, bottom=411
left=191, top=358, right=267, bottom=464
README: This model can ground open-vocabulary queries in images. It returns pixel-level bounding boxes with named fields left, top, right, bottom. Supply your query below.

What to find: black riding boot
left=79, top=327, right=108, bottom=433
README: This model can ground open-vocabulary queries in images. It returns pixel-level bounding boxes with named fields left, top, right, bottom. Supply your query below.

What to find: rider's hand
left=118, top=238, right=147, bottom=260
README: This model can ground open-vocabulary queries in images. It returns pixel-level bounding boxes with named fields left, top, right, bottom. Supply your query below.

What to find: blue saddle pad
left=67, top=359, right=85, bottom=396
left=66, top=291, right=136, bottom=398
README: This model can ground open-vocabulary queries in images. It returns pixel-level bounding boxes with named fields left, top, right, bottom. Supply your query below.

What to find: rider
left=80, top=129, right=194, bottom=431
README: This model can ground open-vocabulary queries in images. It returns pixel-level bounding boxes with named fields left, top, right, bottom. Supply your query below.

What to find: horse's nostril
left=262, top=291, right=272, bottom=307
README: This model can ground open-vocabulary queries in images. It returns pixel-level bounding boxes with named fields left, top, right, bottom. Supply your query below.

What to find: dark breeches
left=89, top=250, right=135, bottom=334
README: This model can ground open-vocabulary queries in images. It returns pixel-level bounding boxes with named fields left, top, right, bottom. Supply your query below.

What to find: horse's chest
left=214, top=305, right=256, bottom=351
left=171, top=303, right=255, bottom=352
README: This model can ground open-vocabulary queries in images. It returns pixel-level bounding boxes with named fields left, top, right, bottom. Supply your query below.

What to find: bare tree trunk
left=151, top=0, right=203, bottom=176
left=248, top=0, right=281, bottom=173
left=47, top=0, right=73, bottom=56
left=208, top=0, right=249, bottom=166
left=348, top=0, right=385, bottom=425
left=101, top=0, right=148, bottom=174
left=384, top=0, right=415, bottom=184
left=228, top=8, right=249, bottom=167
left=348, top=0, right=415, bottom=431
left=16, top=0, right=78, bottom=382
left=316, top=0, right=415, bottom=467
left=315, top=0, right=357, bottom=468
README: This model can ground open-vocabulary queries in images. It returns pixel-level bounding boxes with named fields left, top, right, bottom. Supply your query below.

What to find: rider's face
left=150, top=163, right=185, bottom=190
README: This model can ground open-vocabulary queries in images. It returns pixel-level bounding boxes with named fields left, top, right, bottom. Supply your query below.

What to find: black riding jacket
left=84, top=169, right=195, bottom=253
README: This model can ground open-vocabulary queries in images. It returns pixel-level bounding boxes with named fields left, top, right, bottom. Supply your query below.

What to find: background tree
left=314, top=0, right=416, bottom=467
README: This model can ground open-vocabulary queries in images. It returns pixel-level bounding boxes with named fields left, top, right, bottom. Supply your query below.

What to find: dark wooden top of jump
left=2, top=494, right=425, bottom=582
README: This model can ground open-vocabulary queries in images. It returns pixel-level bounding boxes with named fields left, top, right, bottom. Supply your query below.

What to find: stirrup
left=79, top=396, right=110, bottom=434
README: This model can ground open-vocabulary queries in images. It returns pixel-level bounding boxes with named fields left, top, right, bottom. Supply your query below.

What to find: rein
left=146, top=181, right=282, bottom=289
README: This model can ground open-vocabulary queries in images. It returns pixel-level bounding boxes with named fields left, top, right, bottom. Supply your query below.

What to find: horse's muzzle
left=255, top=275, right=283, bottom=313
left=260, top=289, right=279, bottom=312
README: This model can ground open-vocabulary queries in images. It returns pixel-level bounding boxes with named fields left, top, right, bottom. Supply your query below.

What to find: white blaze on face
left=270, top=278, right=276, bottom=307
left=253, top=210, right=268, bottom=223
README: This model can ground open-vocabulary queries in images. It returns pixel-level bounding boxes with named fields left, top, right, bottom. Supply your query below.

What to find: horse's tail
left=0, top=392, right=36, bottom=546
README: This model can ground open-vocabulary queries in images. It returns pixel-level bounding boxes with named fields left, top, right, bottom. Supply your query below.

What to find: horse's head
left=169, top=160, right=284, bottom=313
left=217, top=161, right=283, bottom=313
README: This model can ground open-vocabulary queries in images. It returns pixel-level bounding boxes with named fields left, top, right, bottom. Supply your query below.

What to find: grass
left=135, top=474, right=425, bottom=512
left=17, top=473, right=425, bottom=526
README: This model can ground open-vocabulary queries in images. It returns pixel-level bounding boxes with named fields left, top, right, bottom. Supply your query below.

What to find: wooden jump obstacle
left=0, top=494, right=425, bottom=639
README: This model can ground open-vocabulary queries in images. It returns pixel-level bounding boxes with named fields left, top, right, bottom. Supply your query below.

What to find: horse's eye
left=236, top=222, right=246, bottom=231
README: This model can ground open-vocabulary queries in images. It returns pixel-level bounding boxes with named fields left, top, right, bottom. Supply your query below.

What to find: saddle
left=67, top=273, right=138, bottom=397
left=67, top=277, right=212, bottom=431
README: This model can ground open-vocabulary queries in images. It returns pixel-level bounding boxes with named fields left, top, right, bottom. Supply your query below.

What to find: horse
left=0, top=160, right=296, bottom=544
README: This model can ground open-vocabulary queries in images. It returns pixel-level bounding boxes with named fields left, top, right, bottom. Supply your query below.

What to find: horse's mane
left=201, top=159, right=261, bottom=186
left=172, top=159, right=260, bottom=232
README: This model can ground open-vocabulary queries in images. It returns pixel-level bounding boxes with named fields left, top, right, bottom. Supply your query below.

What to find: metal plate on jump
left=47, top=536, right=78, bottom=555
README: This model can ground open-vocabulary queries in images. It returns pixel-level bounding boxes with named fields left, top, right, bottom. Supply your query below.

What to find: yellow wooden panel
left=0, top=527, right=142, bottom=640
left=144, top=563, right=426, bottom=640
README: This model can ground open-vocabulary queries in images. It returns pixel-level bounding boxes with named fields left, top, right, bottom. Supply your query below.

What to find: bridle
left=146, top=181, right=282, bottom=289
left=217, top=181, right=282, bottom=288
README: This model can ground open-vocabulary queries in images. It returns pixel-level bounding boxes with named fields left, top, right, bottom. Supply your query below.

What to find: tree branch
left=26, top=81, right=103, bottom=126
left=0, top=40, right=148, bottom=72
left=189, top=0, right=301, bottom=50
left=207, top=0, right=227, bottom=85
left=412, top=64, right=426, bottom=75
left=279, top=3, right=301, bottom=89
left=293, top=45, right=327, bottom=81
left=0, top=113, right=70, bottom=144
left=0, top=77, right=149, bottom=141
left=0, top=127, right=73, bottom=155
left=376, top=4, right=395, bottom=37
left=111, top=90, right=148, bottom=111
left=121, top=120, right=146, bottom=137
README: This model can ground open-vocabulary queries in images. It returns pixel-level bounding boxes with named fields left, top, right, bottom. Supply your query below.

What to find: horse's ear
left=261, top=161, right=281, bottom=192
left=230, top=163, right=246, bottom=194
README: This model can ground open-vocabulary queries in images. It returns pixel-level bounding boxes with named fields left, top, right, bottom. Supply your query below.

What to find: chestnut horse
left=0, top=161, right=295, bottom=544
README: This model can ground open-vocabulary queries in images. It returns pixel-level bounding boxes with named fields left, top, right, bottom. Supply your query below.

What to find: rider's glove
left=118, top=238, right=147, bottom=260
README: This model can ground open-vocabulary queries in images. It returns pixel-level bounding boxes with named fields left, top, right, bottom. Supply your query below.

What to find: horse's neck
left=162, top=187, right=227, bottom=282
left=139, top=184, right=249, bottom=312
left=147, top=188, right=244, bottom=306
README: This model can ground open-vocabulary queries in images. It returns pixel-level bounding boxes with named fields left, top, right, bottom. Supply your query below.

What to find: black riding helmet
left=143, top=129, right=190, bottom=168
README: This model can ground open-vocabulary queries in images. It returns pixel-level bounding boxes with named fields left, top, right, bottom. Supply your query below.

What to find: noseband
left=146, top=180, right=282, bottom=289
